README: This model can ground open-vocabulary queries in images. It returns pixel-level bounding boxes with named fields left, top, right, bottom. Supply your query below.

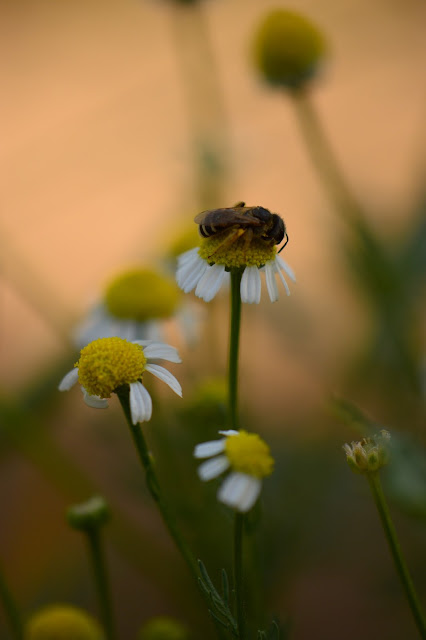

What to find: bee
left=194, top=202, right=288, bottom=254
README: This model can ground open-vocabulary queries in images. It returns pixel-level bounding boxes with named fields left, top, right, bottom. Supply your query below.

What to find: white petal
left=194, top=439, right=226, bottom=458
left=197, top=455, right=230, bottom=481
left=142, top=342, right=181, bottom=363
left=82, top=388, right=109, bottom=409
left=129, top=381, right=152, bottom=423
left=240, top=266, right=261, bottom=304
left=218, top=472, right=262, bottom=512
left=145, top=363, right=182, bottom=397
left=218, top=430, right=239, bottom=436
left=276, top=255, right=296, bottom=282
left=264, top=262, right=279, bottom=303
left=177, top=247, right=199, bottom=267
left=276, top=264, right=291, bottom=296
left=58, top=368, right=79, bottom=391
left=176, top=253, right=208, bottom=293
left=195, top=264, right=226, bottom=302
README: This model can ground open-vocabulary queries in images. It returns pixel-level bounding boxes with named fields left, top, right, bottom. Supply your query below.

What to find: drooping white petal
left=197, top=455, right=230, bottom=481
left=240, top=266, right=261, bottom=304
left=276, top=255, right=296, bottom=282
left=195, top=263, right=226, bottom=302
left=58, top=368, right=79, bottom=391
left=217, top=472, right=262, bottom=512
left=264, top=262, right=279, bottom=303
left=276, top=264, right=291, bottom=296
left=145, top=363, right=182, bottom=397
left=176, top=252, right=208, bottom=293
left=142, top=342, right=182, bottom=363
left=194, top=439, right=226, bottom=458
left=129, top=381, right=152, bottom=424
left=218, top=430, right=239, bottom=437
left=82, top=388, right=109, bottom=409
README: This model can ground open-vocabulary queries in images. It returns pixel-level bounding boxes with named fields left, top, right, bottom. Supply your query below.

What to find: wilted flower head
left=59, top=337, right=182, bottom=425
left=253, top=9, right=327, bottom=90
left=194, top=430, right=274, bottom=512
left=343, top=430, right=391, bottom=474
left=25, top=605, right=103, bottom=640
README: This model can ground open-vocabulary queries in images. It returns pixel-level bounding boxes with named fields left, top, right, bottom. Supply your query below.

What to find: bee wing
left=194, top=208, right=261, bottom=227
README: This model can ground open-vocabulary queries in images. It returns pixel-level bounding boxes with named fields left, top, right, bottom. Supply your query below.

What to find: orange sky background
left=1, top=0, right=426, bottom=390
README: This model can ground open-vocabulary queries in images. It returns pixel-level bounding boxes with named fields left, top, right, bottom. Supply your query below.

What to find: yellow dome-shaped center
left=198, top=233, right=276, bottom=269
left=76, top=337, right=146, bottom=398
left=225, top=431, right=274, bottom=478
left=105, top=268, right=181, bottom=321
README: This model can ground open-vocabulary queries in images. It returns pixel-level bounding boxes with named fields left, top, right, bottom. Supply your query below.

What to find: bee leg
left=207, top=228, right=246, bottom=260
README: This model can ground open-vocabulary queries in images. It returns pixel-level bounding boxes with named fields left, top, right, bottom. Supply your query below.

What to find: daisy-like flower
left=176, top=231, right=295, bottom=304
left=74, top=268, right=190, bottom=348
left=194, top=430, right=274, bottom=512
left=59, top=337, right=182, bottom=425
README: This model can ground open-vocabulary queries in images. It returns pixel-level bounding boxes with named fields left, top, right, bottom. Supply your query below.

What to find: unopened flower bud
left=253, top=9, right=327, bottom=90
left=25, top=605, right=103, bottom=640
left=138, top=616, right=190, bottom=640
left=67, top=496, right=110, bottom=532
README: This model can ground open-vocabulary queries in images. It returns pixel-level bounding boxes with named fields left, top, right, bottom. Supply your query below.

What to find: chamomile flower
left=176, top=233, right=295, bottom=304
left=194, top=430, right=274, bottom=512
left=74, top=268, right=190, bottom=348
left=59, top=337, right=182, bottom=425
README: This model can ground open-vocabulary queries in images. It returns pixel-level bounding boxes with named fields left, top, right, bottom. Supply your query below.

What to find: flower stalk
left=117, top=389, right=199, bottom=579
left=292, top=87, right=363, bottom=227
left=67, top=497, right=116, bottom=640
left=228, top=269, right=243, bottom=430
left=234, top=513, right=246, bottom=639
left=367, top=472, right=426, bottom=639
left=0, top=565, right=23, bottom=640
left=85, top=527, right=116, bottom=640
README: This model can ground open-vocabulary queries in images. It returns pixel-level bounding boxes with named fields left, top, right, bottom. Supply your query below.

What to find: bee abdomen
left=200, top=224, right=217, bottom=238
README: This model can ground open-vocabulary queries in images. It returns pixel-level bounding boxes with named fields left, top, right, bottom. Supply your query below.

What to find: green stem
left=0, top=565, right=24, bottom=640
left=367, top=472, right=426, bottom=639
left=229, top=270, right=242, bottom=430
left=291, top=87, right=364, bottom=227
left=234, top=513, right=246, bottom=639
left=86, top=529, right=116, bottom=640
left=117, top=391, right=199, bottom=580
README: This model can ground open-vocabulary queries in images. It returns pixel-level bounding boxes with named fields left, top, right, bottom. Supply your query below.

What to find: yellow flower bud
left=138, top=616, right=190, bottom=640
left=25, top=605, right=104, bottom=640
left=253, top=9, right=327, bottom=90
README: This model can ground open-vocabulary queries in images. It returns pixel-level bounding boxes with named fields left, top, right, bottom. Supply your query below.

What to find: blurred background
left=1, top=0, right=426, bottom=638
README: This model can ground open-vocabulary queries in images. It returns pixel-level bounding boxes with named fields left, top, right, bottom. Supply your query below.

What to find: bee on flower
left=59, top=337, right=182, bottom=425
left=176, top=203, right=295, bottom=303
left=194, top=430, right=274, bottom=512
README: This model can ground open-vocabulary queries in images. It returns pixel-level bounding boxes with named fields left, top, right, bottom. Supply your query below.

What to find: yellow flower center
left=104, top=268, right=181, bottom=321
left=76, top=337, right=146, bottom=398
left=25, top=604, right=103, bottom=640
left=198, top=233, right=276, bottom=269
left=225, top=431, right=274, bottom=478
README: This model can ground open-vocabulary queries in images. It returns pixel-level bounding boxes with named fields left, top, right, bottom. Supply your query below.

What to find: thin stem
left=291, top=87, right=364, bottom=227
left=367, top=472, right=426, bottom=639
left=229, top=270, right=242, bottom=430
left=117, top=391, right=199, bottom=579
left=0, top=565, right=24, bottom=640
left=86, top=529, right=116, bottom=640
left=234, top=513, right=246, bottom=639
left=169, top=1, right=229, bottom=208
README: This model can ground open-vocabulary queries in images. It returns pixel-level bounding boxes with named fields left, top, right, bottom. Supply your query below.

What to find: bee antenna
left=278, top=232, right=289, bottom=253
